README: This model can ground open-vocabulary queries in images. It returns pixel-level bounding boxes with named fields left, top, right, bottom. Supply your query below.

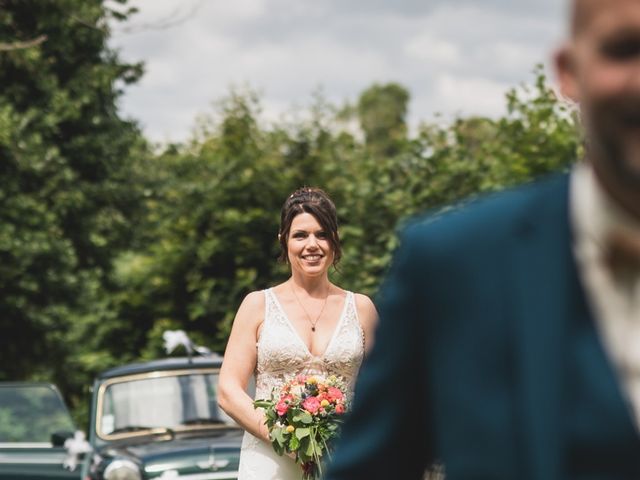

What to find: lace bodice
left=254, top=288, right=365, bottom=401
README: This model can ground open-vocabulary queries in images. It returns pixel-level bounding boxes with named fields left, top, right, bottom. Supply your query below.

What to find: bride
left=218, top=187, right=378, bottom=479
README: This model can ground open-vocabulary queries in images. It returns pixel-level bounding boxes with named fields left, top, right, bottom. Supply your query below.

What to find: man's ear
left=554, top=43, right=580, bottom=102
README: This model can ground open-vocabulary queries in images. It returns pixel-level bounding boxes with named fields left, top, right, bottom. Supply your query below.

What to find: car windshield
left=0, top=384, right=75, bottom=443
left=99, top=370, right=236, bottom=437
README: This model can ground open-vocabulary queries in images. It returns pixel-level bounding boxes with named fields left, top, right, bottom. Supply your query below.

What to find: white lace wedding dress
left=238, top=288, right=365, bottom=480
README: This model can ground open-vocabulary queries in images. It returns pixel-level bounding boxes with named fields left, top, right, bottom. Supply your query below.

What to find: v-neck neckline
left=268, top=288, right=350, bottom=360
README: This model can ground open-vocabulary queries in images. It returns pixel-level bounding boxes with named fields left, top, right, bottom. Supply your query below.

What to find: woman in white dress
left=218, top=187, right=378, bottom=480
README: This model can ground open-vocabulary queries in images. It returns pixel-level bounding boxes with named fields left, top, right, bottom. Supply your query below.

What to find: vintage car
left=0, top=382, right=82, bottom=480
left=81, top=354, right=244, bottom=480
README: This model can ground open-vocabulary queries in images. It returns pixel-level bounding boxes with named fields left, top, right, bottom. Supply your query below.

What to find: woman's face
left=286, top=212, right=334, bottom=278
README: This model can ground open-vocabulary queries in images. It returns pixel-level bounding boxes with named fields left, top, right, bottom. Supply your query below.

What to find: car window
left=0, top=384, right=75, bottom=443
left=99, top=371, right=235, bottom=436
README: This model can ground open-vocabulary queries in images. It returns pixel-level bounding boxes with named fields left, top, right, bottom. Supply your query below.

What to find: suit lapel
left=509, top=174, right=579, bottom=480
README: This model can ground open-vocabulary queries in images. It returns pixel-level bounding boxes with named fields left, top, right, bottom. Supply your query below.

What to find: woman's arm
left=217, top=290, right=270, bottom=442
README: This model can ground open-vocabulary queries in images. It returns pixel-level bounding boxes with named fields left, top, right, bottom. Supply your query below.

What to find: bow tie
left=605, top=228, right=640, bottom=275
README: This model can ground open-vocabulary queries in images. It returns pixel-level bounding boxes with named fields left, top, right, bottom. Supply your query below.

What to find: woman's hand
left=258, top=420, right=271, bottom=443
left=258, top=419, right=296, bottom=461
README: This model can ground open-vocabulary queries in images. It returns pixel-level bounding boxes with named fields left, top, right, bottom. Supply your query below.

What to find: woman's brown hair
left=278, top=187, right=341, bottom=266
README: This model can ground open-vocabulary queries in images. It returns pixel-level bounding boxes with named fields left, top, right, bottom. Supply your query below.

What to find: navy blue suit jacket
left=326, top=173, right=640, bottom=479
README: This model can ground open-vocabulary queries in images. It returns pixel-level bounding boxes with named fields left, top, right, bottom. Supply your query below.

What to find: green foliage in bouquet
left=254, top=374, right=348, bottom=479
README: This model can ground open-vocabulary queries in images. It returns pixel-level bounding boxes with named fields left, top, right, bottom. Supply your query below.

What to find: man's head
left=556, top=0, right=640, bottom=200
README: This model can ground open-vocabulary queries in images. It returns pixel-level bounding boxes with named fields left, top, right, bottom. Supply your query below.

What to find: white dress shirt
left=570, top=160, right=640, bottom=429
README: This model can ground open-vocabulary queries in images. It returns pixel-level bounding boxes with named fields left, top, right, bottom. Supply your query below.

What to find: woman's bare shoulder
left=353, top=292, right=378, bottom=321
left=352, top=292, right=378, bottom=353
left=235, top=290, right=266, bottom=323
left=242, top=289, right=266, bottom=306
left=353, top=292, right=375, bottom=309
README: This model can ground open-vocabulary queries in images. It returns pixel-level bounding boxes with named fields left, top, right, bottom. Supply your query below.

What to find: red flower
left=335, top=403, right=345, bottom=414
left=327, top=387, right=344, bottom=402
left=276, top=401, right=290, bottom=416
left=302, top=396, right=321, bottom=414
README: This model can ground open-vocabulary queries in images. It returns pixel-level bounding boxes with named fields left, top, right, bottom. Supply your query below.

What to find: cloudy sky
left=108, top=0, right=570, bottom=143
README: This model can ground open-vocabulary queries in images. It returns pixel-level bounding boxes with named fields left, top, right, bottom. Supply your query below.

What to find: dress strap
left=344, top=291, right=366, bottom=352
left=263, top=288, right=275, bottom=315
left=262, top=288, right=286, bottom=328
left=257, top=289, right=275, bottom=347
left=344, top=291, right=357, bottom=322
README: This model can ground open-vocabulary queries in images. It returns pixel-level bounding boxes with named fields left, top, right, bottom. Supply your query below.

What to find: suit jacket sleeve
left=326, top=223, right=432, bottom=479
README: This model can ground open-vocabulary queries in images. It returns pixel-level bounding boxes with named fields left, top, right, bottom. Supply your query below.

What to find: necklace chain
left=290, top=283, right=329, bottom=332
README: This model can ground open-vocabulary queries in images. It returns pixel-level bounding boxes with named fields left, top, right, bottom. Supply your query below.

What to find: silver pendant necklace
left=290, top=283, right=329, bottom=332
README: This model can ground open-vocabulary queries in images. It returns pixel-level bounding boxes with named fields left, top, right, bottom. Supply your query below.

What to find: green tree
left=330, top=67, right=579, bottom=296
left=111, top=68, right=580, bottom=359
left=1, top=5, right=581, bottom=431
left=0, top=0, right=145, bottom=421
left=357, top=83, right=410, bottom=157
left=110, top=91, right=291, bottom=356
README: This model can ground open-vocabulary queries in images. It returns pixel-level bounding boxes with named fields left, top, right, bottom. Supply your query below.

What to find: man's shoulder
left=401, top=171, right=570, bottom=247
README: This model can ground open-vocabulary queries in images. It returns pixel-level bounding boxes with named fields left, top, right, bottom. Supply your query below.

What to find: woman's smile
left=302, top=253, right=323, bottom=262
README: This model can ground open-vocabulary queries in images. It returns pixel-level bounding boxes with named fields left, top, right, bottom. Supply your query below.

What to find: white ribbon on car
left=159, top=470, right=180, bottom=479
left=63, top=430, right=92, bottom=471
left=163, top=329, right=211, bottom=356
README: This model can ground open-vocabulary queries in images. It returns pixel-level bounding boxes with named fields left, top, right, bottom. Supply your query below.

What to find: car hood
left=98, top=429, right=243, bottom=479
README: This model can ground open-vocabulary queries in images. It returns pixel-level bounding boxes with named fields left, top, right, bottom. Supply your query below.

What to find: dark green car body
left=82, top=356, right=243, bottom=480
left=0, top=382, right=82, bottom=480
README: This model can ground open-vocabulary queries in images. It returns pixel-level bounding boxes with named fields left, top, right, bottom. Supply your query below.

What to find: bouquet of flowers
left=253, top=374, right=349, bottom=479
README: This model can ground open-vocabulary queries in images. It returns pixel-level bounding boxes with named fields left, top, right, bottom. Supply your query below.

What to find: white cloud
left=404, top=33, right=461, bottom=66
left=110, top=0, right=567, bottom=142
left=433, top=74, right=511, bottom=117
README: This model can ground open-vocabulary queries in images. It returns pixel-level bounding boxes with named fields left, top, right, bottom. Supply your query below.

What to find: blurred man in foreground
left=326, top=0, right=640, bottom=478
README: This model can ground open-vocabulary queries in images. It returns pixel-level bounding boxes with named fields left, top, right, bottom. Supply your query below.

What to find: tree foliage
left=0, top=0, right=581, bottom=427
left=0, top=0, right=145, bottom=423
left=120, top=65, right=579, bottom=359
left=357, top=83, right=410, bottom=156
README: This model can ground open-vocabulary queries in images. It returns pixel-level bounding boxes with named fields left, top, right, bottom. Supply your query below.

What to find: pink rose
left=335, top=404, right=345, bottom=414
left=327, top=387, right=344, bottom=402
left=276, top=401, right=289, bottom=416
left=302, top=396, right=321, bottom=414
